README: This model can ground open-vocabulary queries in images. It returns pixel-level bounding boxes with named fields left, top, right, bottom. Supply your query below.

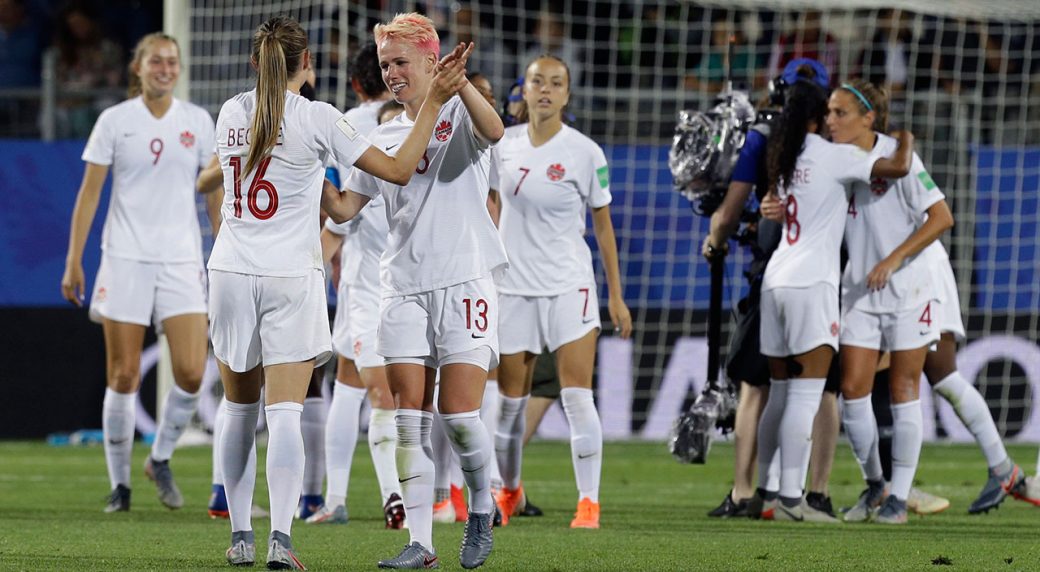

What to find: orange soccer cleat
left=495, top=486, right=524, bottom=526
left=450, top=484, right=468, bottom=523
left=570, top=497, right=600, bottom=529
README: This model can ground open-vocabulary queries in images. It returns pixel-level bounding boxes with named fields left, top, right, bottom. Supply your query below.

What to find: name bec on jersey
left=227, top=126, right=285, bottom=148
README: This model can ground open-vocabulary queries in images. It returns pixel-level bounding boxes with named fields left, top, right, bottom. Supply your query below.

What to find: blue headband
left=841, top=83, right=873, bottom=111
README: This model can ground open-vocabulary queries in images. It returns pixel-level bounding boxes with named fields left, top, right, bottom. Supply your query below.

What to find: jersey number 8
left=784, top=194, right=801, bottom=245
left=229, top=156, right=279, bottom=220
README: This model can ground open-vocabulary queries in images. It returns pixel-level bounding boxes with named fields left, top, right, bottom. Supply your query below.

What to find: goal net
left=175, top=0, right=1040, bottom=444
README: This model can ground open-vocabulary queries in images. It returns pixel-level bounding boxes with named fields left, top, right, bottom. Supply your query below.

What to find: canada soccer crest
left=354, top=339, right=363, bottom=357
left=830, top=322, right=840, bottom=336
left=180, top=130, right=196, bottom=148
left=870, top=177, right=888, bottom=195
left=547, top=163, right=566, bottom=181
left=96, top=287, right=107, bottom=302
left=435, top=120, right=453, bottom=142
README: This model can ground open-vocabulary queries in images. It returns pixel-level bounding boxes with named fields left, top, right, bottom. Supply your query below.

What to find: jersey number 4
left=228, top=156, right=279, bottom=220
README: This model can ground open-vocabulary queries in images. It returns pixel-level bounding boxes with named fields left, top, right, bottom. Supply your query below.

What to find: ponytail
left=767, top=80, right=828, bottom=195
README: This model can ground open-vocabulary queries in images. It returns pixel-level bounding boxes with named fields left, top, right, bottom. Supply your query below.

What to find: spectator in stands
left=53, top=1, right=124, bottom=137
left=685, top=15, right=761, bottom=93
left=766, top=11, right=837, bottom=86
left=523, top=8, right=584, bottom=86
left=440, top=3, right=514, bottom=96
left=0, top=0, right=43, bottom=88
left=857, top=8, right=913, bottom=93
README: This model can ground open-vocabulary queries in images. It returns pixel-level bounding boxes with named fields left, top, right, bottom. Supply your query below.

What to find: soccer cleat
left=569, top=497, right=600, bottom=529
left=907, top=487, right=951, bottom=515
left=384, top=493, right=407, bottom=529
left=144, top=456, right=184, bottom=509
left=450, top=485, right=467, bottom=523
left=432, top=499, right=456, bottom=524
left=969, top=463, right=1025, bottom=514
left=517, top=490, right=543, bottom=517
left=209, top=484, right=230, bottom=519
left=267, top=531, right=306, bottom=570
left=708, top=492, right=750, bottom=518
left=874, top=495, right=909, bottom=524
left=843, top=480, right=887, bottom=523
left=378, top=541, right=439, bottom=569
left=1011, top=475, right=1040, bottom=507
left=104, top=484, right=131, bottom=513
left=226, top=530, right=256, bottom=567
left=295, top=495, right=323, bottom=520
left=772, top=499, right=804, bottom=522
left=747, top=488, right=777, bottom=520
left=304, top=504, right=348, bottom=525
left=802, top=493, right=839, bottom=523
left=459, top=511, right=494, bottom=569
left=494, top=486, right=523, bottom=526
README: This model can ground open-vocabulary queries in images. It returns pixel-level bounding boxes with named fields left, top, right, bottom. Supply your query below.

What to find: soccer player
left=307, top=42, right=405, bottom=529
left=321, top=13, right=502, bottom=569
left=826, top=79, right=954, bottom=524
left=61, top=32, right=216, bottom=514
left=210, top=15, right=466, bottom=569
left=491, top=55, right=633, bottom=530
left=752, top=78, right=913, bottom=521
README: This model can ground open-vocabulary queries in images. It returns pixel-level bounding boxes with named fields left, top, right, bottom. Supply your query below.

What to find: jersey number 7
left=228, top=156, right=279, bottom=220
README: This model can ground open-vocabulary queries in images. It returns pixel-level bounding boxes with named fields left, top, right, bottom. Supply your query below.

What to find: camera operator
left=703, top=58, right=841, bottom=521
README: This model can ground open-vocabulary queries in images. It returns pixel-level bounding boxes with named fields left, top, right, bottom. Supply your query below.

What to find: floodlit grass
left=0, top=440, right=1038, bottom=570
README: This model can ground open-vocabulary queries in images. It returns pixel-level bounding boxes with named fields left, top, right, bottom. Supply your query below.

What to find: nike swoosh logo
left=577, top=452, right=597, bottom=460
left=919, top=330, right=930, bottom=336
left=582, top=317, right=595, bottom=324
left=108, top=438, right=129, bottom=445
left=424, top=556, right=438, bottom=566
left=122, top=133, right=135, bottom=137
left=471, top=333, right=486, bottom=339
left=385, top=143, right=399, bottom=151
left=399, top=475, right=421, bottom=483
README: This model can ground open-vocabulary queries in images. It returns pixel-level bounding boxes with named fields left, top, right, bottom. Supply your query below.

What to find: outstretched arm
left=870, top=130, right=914, bottom=179
left=321, top=178, right=371, bottom=224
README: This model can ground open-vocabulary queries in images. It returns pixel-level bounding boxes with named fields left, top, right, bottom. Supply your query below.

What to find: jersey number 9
left=228, top=156, right=279, bottom=220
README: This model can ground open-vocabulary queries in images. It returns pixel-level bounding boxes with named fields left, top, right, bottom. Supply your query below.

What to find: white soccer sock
left=778, top=379, right=825, bottom=499
left=756, top=380, right=787, bottom=491
left=431, top=411, right=454, bottom=493
left=212, top=396, right=226, bottom=485
left=442, top=410, right=494, bottom=515
left=561, top=387, right=603, bottom=503
left=397, top=409, right=435, bottom=552
left=890, top=400, right=924, bottom=501
left=368, top=407, right=401, bottom=502
left=266, top=402, right=305, bottom=536
left=301, top=396, right=327, bottom=497
left=324, top=382, right=364, bottom=508
left=102, top=388, right=136, bottom=490
left=933, top=372, right=1009, bottom=469
left=842, top=395, right=884, bottom=482
left=222, top=399, right=260, bottom=533
left=495, top=394, right=528, bottom=490
left=150, top=384, right=200, bottom=462
left=481, top=380, right=503, bottom=489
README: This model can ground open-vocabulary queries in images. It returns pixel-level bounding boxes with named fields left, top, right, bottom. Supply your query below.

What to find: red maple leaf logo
left=870, top=177, right=888, bottom=195
left=353, top=339, right=363, bottom=357
left=830, top=322, right=840, bottom=337
left=180, top=130, right=195, bottom=148
left=435, top=120, right=453, bottom=142
left=547, top=163, right=566, bottom=181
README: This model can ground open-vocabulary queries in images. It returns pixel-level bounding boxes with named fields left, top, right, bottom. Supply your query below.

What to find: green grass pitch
left=0, top=440, right=1037, bottom=570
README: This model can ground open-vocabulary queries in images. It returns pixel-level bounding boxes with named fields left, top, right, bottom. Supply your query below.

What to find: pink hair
left=373, top=13, right=440, bottom=59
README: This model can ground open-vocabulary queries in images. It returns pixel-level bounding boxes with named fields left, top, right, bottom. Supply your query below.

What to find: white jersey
left=493, top=124, right=612, bottom=296
left=763, top=134, right=876, bottom=292
left=346, top=96, right=507, bottom=296
left=209, top=89, right=371, bottom=277
left=920, top=240, right=956, bottom=306
left=842, top=133, right=946, bottom=313
left=82, top=96, right=214, bottom=263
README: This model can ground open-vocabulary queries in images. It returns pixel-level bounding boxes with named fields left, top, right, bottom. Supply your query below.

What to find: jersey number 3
left=229, top=156, right=279, bottom=220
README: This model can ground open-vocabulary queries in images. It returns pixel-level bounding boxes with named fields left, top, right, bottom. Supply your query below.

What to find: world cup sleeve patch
left=336, top=116, right=359, bottom=141
left=597, top=165, right=610, bottom=189
left=917, top=170, right=937, bottom=190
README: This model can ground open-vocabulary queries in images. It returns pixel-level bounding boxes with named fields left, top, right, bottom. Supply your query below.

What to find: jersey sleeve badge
left=336, top=116, right=360, bottom=141
left=596, top=165, right=610, bottom=189
left=917, top=170, right=937, bottom=190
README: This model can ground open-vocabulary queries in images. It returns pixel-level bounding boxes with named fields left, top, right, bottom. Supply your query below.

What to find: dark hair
left=767, top=79, right=828, bottom=195
left=377, top=100, right=405, bottom=124
left=55, top=2, right=102, bottom=68
left=349, top=42, right=385, bottom=98
left=838, top=78, right=889, bottom=132
left=516, top=54, right=571, bottom=123
left=245, top=15, right=308, bottom=179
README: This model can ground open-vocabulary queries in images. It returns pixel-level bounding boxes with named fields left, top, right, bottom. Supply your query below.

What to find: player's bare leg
left=101, top=319, right=147, bottom=513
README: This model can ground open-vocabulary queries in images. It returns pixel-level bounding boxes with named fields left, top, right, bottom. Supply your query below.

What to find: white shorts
left=378, top=276, right=499, bottom=371
left=499, top=285, right=601, bottom=355
left=331, top=282, right=382, bottom=370
left=935, top=258, right=966, bottom=340
left=840, top=300, right=941, bottom=351
left=90, top=254, right=207, bottom=328
left=760, top=283, right=839, bottom=358
left=209, top=269, right=332, bottom=373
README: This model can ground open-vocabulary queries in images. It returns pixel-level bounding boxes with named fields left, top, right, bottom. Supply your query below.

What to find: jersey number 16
left=228, top=156, right=279, bottom=220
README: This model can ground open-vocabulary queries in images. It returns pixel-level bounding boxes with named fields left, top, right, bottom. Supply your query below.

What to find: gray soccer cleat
left=104, top=484, right=131, bottom=513
left=378, top=542, right=439, bottom=569
left=772, top=500, right=804, bottom=522
left=144, top=456, right=184, bottom=509
left=304, top=504, right=348, bottom=525
left=459, top=511, right=494, bottom=569
left=746, top=488, right=777, bottom=520
left=226, top=530, right=255, bottom=567
left=843, top=479, right=887, bottom=523
left=802, top=496, right=839, bottom=524
left=969, top=463, right=1024, bottom=514
left=267, top=531, right=305, bottom=570
left=874, top=495, right=909, bottom=524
